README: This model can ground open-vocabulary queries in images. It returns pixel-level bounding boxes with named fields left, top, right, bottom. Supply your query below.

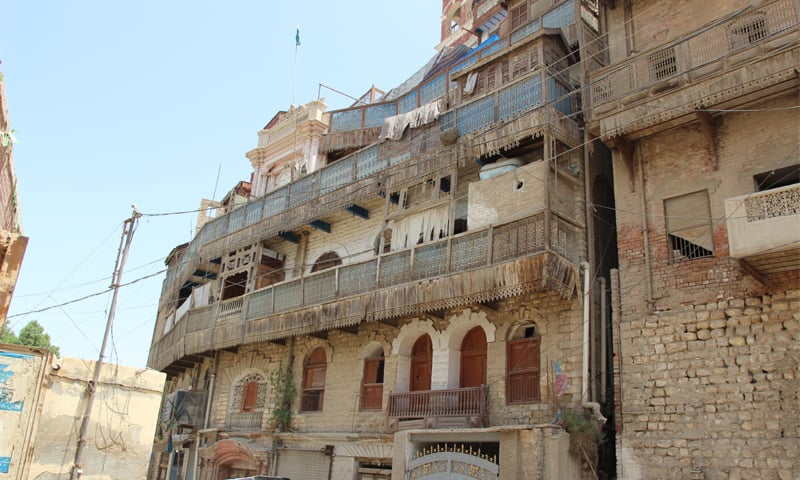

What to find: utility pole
left=71, top=207, right=141, bottom=479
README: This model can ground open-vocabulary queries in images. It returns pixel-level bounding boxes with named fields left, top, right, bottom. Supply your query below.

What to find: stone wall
left=617, top=290, right=799, bottom=480
left=202, top=294, right=585, bottom=434
left=612, top=87, right=799, bottom=479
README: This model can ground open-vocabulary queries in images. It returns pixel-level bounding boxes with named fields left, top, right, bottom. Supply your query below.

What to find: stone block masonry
left=617, top=289, right=799, bottom=480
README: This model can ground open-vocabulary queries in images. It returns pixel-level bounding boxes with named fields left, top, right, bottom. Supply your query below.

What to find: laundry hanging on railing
left=388, top=204, right=450, bottom=251
left=464, top=72, right=478, bottom=95
left=192, top=282, right=211, bottom=308
left=378, top=100, right=441, bottom=141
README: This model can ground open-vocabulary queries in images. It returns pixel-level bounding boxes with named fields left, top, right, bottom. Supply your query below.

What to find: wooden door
left=410, top=335, right=432, bottom=391
left=460, top=327, right=487, bottom=388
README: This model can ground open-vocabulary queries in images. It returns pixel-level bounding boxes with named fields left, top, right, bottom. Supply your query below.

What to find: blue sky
left=1, top=1, right=442, bottom=368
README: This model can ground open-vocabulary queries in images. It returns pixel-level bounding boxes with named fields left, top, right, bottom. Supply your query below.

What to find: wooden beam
left=278, top=231, right=300, bottom=244
left=309, top=219, right=331, bottom=234
left=377, top=317, right=402, bottom=328
left=426, top=311, right=445, bottom=322
left=738, top=259, right=766, bottom=287
left=476, top=301, right=500, bottom=313
left=346, top=204, right=370, bottom=220
left=309, top=330, right=329, bottom=340
left=695, top=110, right=720, bottom=170
left=336, top=324, right=359, bottom=335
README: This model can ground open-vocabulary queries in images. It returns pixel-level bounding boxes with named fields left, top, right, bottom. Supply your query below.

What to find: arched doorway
left=460, top=327, right=487, bottom=388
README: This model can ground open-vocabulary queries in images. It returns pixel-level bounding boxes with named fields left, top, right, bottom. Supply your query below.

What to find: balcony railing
left=226, top=411, right=264, bottom=431
left=387, top=386, right=488, bottom=419
left=150, top=212, right=583, bottom=370
left=324, top=0, right=583, bottom=137
left=219, top=212, right=576, bottom=318
left=589, top=0, right=798, bottom=110
left=725, top=183, right=800, bottom=270
left=439, top=69, right=579, bottom=143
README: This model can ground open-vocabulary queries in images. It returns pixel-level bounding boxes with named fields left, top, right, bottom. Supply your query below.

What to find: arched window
left=311, top=251, right=342, bottom=273
left=301, top=348, right=327, bottom=412
left=506, top=324, right=541, bottom=403
left=460, top=327, right=487, bottom=388
left=227, top=372, right=268, bottom=429
left=410, top=335, right=432, bottom=392
left=361, top=350, right=385, bottom=410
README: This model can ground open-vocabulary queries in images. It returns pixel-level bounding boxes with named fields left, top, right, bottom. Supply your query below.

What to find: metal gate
left=407, top=444, right=498, bottom=479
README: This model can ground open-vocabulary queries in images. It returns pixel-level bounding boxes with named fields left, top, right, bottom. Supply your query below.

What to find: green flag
left=296, top=26, right=301, bottom=47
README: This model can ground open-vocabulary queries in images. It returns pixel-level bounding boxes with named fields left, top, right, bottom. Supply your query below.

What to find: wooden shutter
left=242, top=381, right=258, bottom=411
left=506, top=337, right=541, bottom=403
left=361, top=358, right=385, bottom=410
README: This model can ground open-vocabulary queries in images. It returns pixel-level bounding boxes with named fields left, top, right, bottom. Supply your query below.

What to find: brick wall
left=613, top=91, right=799, bottom=479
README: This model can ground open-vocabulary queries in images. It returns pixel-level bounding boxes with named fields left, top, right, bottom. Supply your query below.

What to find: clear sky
left=1, top=1, right=442, bottom=368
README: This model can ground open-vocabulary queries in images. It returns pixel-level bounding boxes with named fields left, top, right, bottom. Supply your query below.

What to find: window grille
left=648, top=47, right=677, bottom=82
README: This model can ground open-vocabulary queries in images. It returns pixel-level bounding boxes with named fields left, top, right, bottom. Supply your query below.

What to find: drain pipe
left=581, top=261, right=607, bottom=423
left=193, top=351, right=217, bottom=480
left=580, top=261, right=591, bottom=402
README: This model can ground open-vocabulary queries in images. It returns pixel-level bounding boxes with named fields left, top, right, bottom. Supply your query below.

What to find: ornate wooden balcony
left=387, top=386, right=488, bottom=432
left=149, top=212, right=583, bottom=372
left=588, top=0, right=799, bottom=140
left=725, top=183, right=800, bottom=275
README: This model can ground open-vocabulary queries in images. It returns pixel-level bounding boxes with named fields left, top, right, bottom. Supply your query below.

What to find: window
left=510, top=1, right=529, bottom=31
left=506, top=326, right=540, bottom=403
left=648, top=47, right=677, bottom=82
left=729, top=12, right=768, bottom=50
left=256, top=247, right=285, bottom=290
left=302, top=348, right=327, bottom=412
left=754, top=164, right=800, bottom=191
left=311, top=251, right=342, bottom=273
left=664, top=190, right=714, bottom=262
left=227, top=372, right=268, bottom=429
left=361, top=352, right=385, bottom=410
left=221, top=271, right=248, bottom=300
left=242, top=381, right=259, bottom=411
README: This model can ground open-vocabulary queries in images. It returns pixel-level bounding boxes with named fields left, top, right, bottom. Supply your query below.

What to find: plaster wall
left=28, top=357, right=165, bottom=480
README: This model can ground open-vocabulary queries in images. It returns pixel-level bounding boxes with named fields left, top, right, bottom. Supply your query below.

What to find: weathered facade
left=147, top=0, right=799, bottom=479
left=0, top=69, right=28, bottom=331
left=1, top=344, right=166, bottom=479
left=148, top=1, right=610, bottom=479
left=586, top=0, right=800, bottom=478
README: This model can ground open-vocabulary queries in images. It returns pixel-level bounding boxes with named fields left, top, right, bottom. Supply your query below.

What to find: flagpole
left=293, top=25, right=300, bottom=107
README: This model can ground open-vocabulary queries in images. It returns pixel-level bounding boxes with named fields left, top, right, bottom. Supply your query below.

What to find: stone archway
left=199, top=438, right=269, bottom=480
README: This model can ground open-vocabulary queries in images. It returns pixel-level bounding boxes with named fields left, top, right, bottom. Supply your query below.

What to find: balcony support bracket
left=738, top=259, right=766, bottom=287
left=309, top=220, right=332, bottom=234
left=695, top=110, right=721, bottom=171
left=346, top=204, right=370, bottom=220
left=278, top=231, right=301, bottom=244
left=608, top=136, right=635, bottom=192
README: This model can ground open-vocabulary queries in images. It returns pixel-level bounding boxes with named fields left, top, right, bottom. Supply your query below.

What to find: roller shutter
left=276, top=449, right=329, bottom=480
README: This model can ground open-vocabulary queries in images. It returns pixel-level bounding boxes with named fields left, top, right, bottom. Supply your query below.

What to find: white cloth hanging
left=464, top=72, right=478, bottom=95
left=387, top=204, right=450, bottom=251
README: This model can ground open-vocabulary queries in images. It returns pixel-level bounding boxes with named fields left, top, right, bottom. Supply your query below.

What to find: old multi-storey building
left=147, top=0, right=798, bottom=479
left=0, top=69, right=27, bottom=330
left=586, top=0, right=799, bottom=478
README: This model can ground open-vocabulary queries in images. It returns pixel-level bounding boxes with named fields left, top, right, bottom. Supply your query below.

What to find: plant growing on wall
left=560, top=409, right=605, bottom=477
left=269, top=365, right=296, bottom=432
